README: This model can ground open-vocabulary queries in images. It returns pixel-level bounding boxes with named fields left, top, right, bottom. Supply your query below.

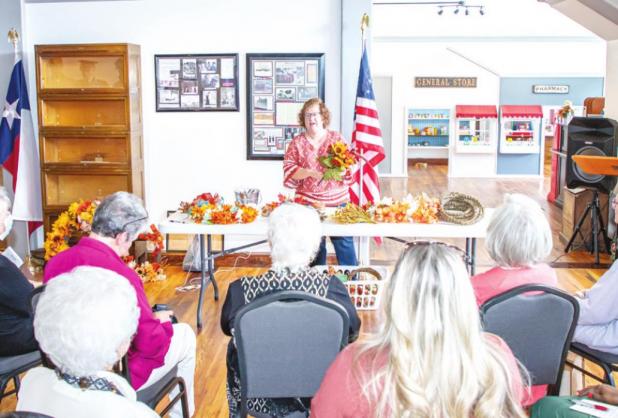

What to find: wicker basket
left=315, top=265, right=388, bottom=311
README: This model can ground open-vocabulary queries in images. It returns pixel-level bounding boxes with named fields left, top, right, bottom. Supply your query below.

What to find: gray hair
left=91, top=192, right=147, bottom=239
left=486, top=193, right=553, bottom=267
left=268, top=203, right=322, bottom=272
left=0, top=186, right=12, bottom=213
left=34, top=266, right=139, bottom=377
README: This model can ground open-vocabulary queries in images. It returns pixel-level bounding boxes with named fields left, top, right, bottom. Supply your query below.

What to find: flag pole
left=358, top=14, right=369, bottom=206
left=7, top=28, right=32, bottom=257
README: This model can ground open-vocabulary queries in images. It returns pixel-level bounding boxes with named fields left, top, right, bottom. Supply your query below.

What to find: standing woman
left=283, top=98, right=357, bottom=266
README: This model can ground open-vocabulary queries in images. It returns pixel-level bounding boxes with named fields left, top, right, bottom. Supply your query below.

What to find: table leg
left=466, top=237, right=477, bottom=276
left=197, top=234, right=206, bottom=331
left=207, top=234, right=219, bottom=300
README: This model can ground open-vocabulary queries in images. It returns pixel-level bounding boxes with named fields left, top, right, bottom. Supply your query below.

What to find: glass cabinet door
left=38, top=55, right=125, bottom=92
left=41, top=134, right=130, bottom=166
left=43, top=173, right=130, bottom=206
left=40, top=97, right=128, bottom=129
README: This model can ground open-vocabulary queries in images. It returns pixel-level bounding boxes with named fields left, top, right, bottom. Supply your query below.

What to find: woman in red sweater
left=471, top=193, right=556, bottom=407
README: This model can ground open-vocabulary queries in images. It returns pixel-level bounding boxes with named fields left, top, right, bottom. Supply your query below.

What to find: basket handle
left=348, top=267, right=382, bottom=281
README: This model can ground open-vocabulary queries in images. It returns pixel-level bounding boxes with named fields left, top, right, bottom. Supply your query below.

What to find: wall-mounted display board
left=246, top=53, right=324, bottom=160
left=154, top=53, right=239, bottom=111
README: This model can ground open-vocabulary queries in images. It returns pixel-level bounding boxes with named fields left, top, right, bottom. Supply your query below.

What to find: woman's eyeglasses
left=119, top=216, right=148, bottom=232
left=304, top=112, right=321, bottom=119
left=406, top=240, right=471, bottom=265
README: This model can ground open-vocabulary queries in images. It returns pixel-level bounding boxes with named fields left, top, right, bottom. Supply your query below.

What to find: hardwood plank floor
left=1, top=161, right=613, bottom=417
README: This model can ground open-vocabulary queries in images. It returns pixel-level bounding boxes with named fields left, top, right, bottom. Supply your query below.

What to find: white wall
left=372, top=43, right=501, bottom=176
left=22, top=0, right=342, bottom=227
left=606, top=40, right=618, bottom=120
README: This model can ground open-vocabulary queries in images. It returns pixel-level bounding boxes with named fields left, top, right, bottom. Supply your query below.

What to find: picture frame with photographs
left=246, top=53, right=325, bottom=160
left=155, top=53, right=239, bottom=112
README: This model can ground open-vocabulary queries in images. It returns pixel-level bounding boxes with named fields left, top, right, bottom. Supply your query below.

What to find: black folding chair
left=566, top=342, right=618, bottom=386
left=480, top=284, right=579, bottom=395
left=234, top=290, right=350, bottom=418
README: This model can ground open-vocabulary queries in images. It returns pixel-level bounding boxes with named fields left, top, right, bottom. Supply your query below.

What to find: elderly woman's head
left=0, top=187, right=12, bottom=240
left=268, top=203, right=322, bottom=272
left=91, top=192, right=148, bottom=255
left=486, top=193, right=552, bottom=268
left=34, top=266, right=139, bottom=377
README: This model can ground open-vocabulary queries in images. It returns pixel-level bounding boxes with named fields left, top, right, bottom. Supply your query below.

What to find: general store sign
left=414, top=77, right=477, bottom=88
left=532, top=84, right=569, bottom=94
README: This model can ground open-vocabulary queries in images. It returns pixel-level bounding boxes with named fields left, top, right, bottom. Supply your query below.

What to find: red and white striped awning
left=455, top=105, right=498, bottom=118
left=500, top=105, right=543, bottom=118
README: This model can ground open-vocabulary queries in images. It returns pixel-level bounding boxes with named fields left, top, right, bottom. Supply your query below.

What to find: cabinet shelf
left=408, top=134, right=449, bottom=137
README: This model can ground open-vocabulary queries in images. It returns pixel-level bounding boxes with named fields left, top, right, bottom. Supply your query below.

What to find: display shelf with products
left=35, top=43, right=144, bottom=233
left=499, top=105, right=543, bottom=154
left=454, top=105, right=498, bottom=154
left=406, top=108, right=450, bottom=150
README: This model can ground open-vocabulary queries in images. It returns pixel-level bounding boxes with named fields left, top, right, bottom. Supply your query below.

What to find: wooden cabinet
left=35, top=43, right=144, bottom=233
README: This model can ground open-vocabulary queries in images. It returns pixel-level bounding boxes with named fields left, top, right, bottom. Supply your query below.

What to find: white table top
left=158, top=208, right=493, bottom=239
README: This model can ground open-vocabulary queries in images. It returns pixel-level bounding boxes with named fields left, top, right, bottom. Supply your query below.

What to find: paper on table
left=570, top=399, right=618, bottom=417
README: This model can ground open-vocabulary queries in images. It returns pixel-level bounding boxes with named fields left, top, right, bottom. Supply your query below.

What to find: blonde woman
left=311, top=242, right=527, bottom=418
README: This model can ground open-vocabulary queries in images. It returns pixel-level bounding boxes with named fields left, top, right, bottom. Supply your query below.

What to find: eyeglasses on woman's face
left=304, top=112, right=322, bottom=120
left=406, top=240, right=471, bottom=265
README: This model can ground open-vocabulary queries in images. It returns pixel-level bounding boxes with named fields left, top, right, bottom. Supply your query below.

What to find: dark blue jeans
left=311, top=236, right=358, bottom=266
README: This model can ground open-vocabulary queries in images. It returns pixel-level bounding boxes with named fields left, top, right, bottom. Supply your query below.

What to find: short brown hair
left=298, top=98, right=330, bottom=129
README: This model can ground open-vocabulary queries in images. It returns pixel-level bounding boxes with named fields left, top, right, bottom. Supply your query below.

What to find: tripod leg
left=565, top=203, right=594, bottom=253
left=592, top=199, right=600, bottom=264
left=594, top=200, right=611, bottom=254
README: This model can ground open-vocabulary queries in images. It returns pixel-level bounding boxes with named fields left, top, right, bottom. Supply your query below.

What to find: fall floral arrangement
left=318, top=141, right=357, bottom=182
left=331, top=194, right=441, bottom=224
left=44, top=199, right=99, bottom=260
left=261, top=193, right=324, bottom=217
left=179, top=192, right=258, bottom=225
left=44, top=199, right=167, bottom=283
left=124, top=256, right=166, bottom=283
left=557, top=100, right=575, bottom=123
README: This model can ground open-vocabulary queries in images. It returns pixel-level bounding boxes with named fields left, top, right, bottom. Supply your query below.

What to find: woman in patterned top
left=221, top=203, right=361, bottom=417
left=283, top=98, right=357, bottom=266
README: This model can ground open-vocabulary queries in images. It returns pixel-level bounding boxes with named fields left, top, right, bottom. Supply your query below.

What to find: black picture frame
left=246, top=53, right=325, bottom=160
left=155, top=53, right=239, bottom=112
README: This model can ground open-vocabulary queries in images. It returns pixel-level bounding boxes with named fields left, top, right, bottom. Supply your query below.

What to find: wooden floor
left=1, top=161, right=612, bottom=417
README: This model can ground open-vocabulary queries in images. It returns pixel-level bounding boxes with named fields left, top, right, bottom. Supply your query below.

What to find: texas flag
left=0, top=57, right=43, bottom=236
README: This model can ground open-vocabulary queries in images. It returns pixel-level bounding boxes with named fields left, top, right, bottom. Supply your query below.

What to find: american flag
left=349, top=47, right=385, bottom=206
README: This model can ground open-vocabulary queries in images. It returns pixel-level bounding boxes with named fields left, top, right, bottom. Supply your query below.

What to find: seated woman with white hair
left=471, top=193, right=556, bottom=306
left=470, top=193, right=556, bottom=406
left=17, top=266, right=158, bottom=418
left=221, top=203, right=361, bottom=417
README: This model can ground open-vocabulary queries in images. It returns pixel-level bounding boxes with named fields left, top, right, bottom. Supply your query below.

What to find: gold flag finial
left=7, top=28, right=19, bottom=46
left=361, top=13, right=369, bottom=32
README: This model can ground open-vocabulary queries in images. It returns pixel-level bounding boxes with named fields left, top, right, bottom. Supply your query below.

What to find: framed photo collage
left=155, top=54, right=240, bottom=111
left=246, top=53, right=325, bottom=160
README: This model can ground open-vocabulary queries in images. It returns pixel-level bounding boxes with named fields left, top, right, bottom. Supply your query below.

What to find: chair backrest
left=29, top=285, right=46, bottom=314
left=234, top=290, right=349, bottom=404
left=480, top=284, right=579, bottom=395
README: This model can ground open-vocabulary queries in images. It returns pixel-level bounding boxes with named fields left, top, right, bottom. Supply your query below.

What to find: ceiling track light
left=438, top=7, right=443, bottom=14
left=454, top=6, right=459, bottom=14
left=479, top=7, right=484, bottom=15
left=465, top=7, right=469, bottom=15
